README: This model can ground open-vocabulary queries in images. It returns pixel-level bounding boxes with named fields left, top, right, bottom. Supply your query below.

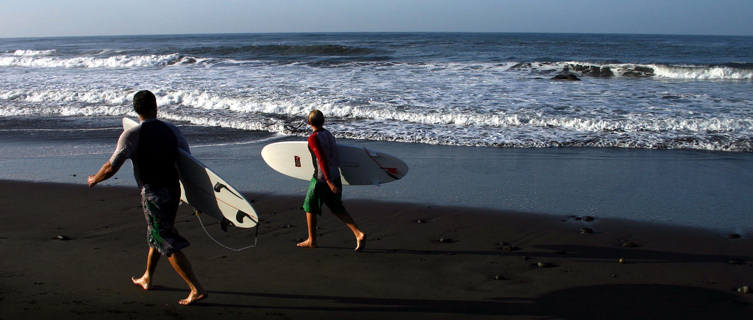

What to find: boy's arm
left=308, top=133, right=340, bottom=193
left=308, top=133, right=331, bottom=182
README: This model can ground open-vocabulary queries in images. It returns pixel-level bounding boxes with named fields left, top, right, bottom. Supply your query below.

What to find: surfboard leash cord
left=194, top=210, right=260, bottom=252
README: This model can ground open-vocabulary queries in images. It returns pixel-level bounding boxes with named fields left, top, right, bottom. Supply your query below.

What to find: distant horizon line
left=2, top=30, right=752, bottom=40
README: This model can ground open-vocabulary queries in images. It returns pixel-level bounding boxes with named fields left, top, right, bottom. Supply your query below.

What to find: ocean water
left=1, top=33, right=752, bottom=232
left=1, top=33, right=752, bottom=151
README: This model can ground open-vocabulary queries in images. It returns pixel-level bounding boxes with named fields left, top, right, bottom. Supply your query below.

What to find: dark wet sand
left=1, top=180, right=752, bottom=319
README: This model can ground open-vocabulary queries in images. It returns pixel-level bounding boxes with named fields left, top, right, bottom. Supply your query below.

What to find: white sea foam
left=3, top=49, right=751, bottom=81
left=0, top=53, right=198, bottom=69
left=652, top=65, right=753, bottom=80
left=12, top=49, right=55, bottom=56
left=556, top=61, right=753, bottom=80
left=3, top=86, right=752, bottom=152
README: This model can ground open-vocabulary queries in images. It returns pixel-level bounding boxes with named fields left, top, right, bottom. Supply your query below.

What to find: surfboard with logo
left=261, top=141, right=408, bottom=185
left=123, top=117, right=258, bottom=228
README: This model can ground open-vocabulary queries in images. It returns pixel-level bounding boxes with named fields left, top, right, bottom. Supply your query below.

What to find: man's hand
left=87, top=175, right=99, bottom=188
left=327, top=180, right=340, bottom=194
left=88, top=161, right=117, bottom=188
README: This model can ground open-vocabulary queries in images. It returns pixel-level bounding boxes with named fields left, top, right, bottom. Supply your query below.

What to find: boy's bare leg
left=167, top=250, right=207, bottom=305
left=333, top=211, right=366, bottom=251
left=131, top=247, right=160, bottom=290
left=297, top=212, right=318, bottom=248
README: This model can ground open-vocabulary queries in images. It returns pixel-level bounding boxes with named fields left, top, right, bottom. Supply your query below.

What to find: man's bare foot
left=131, top=275, right=151, bottom=290
left=296, top=238, right=317, bottom=248
left=355, top=233, right=366, bottom=252
left=178, top=291, right=207, bottom=306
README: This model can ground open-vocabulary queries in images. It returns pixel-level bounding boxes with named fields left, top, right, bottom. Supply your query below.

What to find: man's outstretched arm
left=88, top=161, right=118, bottom=188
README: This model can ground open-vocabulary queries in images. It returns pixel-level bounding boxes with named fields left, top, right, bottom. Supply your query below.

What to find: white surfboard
left=123, top=118, right=258, bottom=228
left=261, top=141, right=408, bottom=185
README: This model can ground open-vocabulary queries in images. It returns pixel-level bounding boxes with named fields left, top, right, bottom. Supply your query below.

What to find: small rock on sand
left=438, top=237, right=455, bottom=243
left=621, top=241, right=640, bottom=248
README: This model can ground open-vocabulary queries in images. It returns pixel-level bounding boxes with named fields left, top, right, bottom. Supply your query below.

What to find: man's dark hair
left=133, top=90, right=157, bottom=117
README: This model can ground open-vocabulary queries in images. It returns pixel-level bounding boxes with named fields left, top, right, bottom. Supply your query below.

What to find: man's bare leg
left=333, top=211, right=366, bottom=251
left=131, top=247, right=160, bottom=290
left=296, top=212, right=318, bottom=248
left=167, top=250, right=207, bottom=305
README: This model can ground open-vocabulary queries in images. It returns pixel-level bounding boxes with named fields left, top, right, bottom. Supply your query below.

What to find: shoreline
left=2, top=114, right=753, bottom=232
left=1, top=180, right=752, bottom=319
left=3, top=132, right=753, bottom=233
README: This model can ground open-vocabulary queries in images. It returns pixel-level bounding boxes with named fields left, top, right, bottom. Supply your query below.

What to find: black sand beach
left=1, top=180, right=752, bottom=319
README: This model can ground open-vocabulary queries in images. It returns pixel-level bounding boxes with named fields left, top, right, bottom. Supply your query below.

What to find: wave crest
left=511, top=61, right=753, bottom=81
left=0, top=53, right=200, bottom=69
left=3, top=88, right=752, bottom=152
left=12, top=49, right=56, bottom=56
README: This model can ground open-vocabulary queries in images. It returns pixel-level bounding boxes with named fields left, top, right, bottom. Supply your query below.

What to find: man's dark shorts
left=141, top=185, right=189, bottom=256
left=302, top=178, right=345, bottom=215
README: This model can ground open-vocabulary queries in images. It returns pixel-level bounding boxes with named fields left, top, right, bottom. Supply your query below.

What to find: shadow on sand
left=340, top=244, right=751, bottom=265
left=157, top=284, right=752, bottom=319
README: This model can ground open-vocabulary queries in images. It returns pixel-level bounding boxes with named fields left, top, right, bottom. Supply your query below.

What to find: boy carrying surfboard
left=87, top=90, right=207, bottom=305
left=298, top=110, right=366, bottom=252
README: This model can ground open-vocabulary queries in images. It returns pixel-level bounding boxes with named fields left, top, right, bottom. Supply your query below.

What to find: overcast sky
left=1, top=0, right=751, bottom=38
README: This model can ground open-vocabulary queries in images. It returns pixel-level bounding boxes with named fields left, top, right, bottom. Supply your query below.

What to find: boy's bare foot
left=355, top=233, right=366, bottom=252
left=131, top=275, right=151, bottom=290
left=178, top=291, right=207, bottom=306
left=296, top=238, right=317, bottom=248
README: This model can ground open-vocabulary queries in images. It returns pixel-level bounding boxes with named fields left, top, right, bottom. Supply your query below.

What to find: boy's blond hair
left=308, top=109, right=325, bottom=127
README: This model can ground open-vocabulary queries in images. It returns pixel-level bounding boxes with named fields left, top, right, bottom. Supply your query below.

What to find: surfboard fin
left=236, top=210, right=254, bottom=225
left=213, top=182, right=242, bottom=199
left=220, top=217, right=231, bottom=232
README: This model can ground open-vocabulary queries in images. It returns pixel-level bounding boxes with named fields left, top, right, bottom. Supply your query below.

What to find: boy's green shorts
left=302, top=178, right=345, bottom=215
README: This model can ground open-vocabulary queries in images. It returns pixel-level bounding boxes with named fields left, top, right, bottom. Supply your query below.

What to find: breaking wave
left=0, top=52, right=202, bottom=68
left=2, top=47, right=751, bottom=81
left=510, top=61, right=753, bottom=81
left=2, top=88, right=752, bottom=152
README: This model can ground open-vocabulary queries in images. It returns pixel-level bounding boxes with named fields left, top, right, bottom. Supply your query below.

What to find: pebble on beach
left=497, top=242, right=520, bottom=253
left=438, top=237, right=455, bottom=243
left=621, top=241, right=640, bottom=248
left=727, top=259, right=743, bottom=265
